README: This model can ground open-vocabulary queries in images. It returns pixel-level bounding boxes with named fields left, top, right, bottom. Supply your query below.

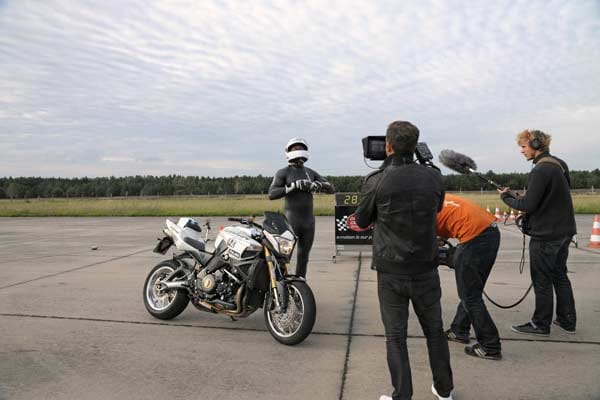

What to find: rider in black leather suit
left=269, top=138, right=335, bottom=278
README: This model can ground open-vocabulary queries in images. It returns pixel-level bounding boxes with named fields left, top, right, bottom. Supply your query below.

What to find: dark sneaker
left=445, top=329, right=469, bottom=344
left=431, top=383, right=454, bottom=400
left=511, top=322, right=550, bottom=336
left=464, top=343, right=502, bottom=361
left=553, top=320, right=576, bottom=334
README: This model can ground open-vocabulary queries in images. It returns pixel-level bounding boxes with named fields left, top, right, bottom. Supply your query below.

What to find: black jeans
left=529, top=237, right=577, bottom=330
left=450, top=225, right=501, bottom=353
left=378, top=269, right=453, bottom=400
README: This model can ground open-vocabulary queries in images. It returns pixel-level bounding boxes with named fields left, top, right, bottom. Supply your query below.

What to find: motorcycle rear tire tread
left=143, top=260, right=190, bottom=320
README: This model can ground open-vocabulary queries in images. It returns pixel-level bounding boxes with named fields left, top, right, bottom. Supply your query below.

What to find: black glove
left=285, top=181, right=297, bottom=193
left=296, top=179, right=312, bottom=192
left=310, top=181, right=323, bottom=193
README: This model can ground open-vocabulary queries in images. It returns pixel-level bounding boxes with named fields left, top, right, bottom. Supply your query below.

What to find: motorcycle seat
left=183, top=237, right=213, bottom=265
left=184, top=237, right=207, bottom=252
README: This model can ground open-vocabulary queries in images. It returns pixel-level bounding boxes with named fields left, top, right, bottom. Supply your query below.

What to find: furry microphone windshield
left=438, top=149, right=510, bottom=193
left=438, top=149, right=477, bottom=174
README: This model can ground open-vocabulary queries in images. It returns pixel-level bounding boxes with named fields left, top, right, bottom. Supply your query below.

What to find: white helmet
left=285, top=137, right=309, bottom=162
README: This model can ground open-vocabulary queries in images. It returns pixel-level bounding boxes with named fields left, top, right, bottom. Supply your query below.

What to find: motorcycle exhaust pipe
left=222, top=286, right=253, bottom=318
left=161, top=281, right=188, bottom=290
left=196, top=285, right=247, bottom=317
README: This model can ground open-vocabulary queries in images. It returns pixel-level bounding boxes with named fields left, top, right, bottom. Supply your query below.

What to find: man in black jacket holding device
left=499, top=129, right=577, bottom=336
left=355, top=121, right=453, bottom=400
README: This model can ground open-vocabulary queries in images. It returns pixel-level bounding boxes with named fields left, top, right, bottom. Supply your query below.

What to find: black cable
left=483, top=233, right=533, bottom=309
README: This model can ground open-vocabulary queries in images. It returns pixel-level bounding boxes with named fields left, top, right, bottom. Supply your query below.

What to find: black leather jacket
left=355, top=153, right=445, bottom=275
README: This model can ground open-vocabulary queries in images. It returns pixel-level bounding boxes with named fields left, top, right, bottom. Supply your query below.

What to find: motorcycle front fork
left=264, top=247, right=289, bottom=312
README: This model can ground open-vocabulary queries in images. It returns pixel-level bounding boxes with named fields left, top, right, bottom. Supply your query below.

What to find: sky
left=1, top=0, right=599, bottom=178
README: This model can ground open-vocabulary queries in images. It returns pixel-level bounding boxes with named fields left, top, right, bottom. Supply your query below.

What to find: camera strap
left=536, top=156, right=564, bottom=173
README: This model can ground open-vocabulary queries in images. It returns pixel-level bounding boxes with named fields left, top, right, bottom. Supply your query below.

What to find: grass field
left=0, top=192, right=599, bottom=217
left=0, top=195, right=334, bottom=217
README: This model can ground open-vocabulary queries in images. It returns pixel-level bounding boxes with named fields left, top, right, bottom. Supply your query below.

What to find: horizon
left=2, top=167, right=600, bottom=180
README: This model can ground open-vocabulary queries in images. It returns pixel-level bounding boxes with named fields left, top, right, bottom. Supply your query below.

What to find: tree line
left=1, top=170, right=599, bottom=199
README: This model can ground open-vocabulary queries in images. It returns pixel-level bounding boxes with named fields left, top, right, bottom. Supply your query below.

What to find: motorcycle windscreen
left=262, top=211, right=292, bottom=235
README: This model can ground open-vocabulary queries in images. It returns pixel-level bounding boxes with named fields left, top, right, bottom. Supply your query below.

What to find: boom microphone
left=438, top=149, right=512, bottom=195
left=438, top=149, right=477, bottom=175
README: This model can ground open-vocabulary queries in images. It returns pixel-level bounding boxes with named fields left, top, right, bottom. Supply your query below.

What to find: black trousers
left=378, top=270, right=453, bottom=400
left=287, top=213, right=315, bottom=278
left=450, top=225, right=501, bottom=353
left=529, top=237, right=577, bottom=330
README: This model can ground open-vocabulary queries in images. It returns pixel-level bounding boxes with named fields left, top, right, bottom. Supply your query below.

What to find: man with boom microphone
left=355, top=121, right=454, bottom=400
left=498, top=129, right=577, bottom=336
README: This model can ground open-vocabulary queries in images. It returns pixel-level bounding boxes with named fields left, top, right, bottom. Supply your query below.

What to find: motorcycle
left=143, top=211, right=316, bottom=345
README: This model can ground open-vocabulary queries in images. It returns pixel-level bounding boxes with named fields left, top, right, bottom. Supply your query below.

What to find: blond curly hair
left=516, top=129, right=552, bottom=151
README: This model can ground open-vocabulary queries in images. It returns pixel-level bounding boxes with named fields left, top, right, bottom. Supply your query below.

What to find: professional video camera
left=362, top=136, right=452, bottom=266
left=362, top=136, right=438, bottom=169
left=438, top=239, right=456, bottom=269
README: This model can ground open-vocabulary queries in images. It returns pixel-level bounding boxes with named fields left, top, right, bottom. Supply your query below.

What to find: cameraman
left=355, top=121, right=453, bottom=400
left=437, top=194, right=502, bottom=360
left=498, top=129, right=577, bottom=336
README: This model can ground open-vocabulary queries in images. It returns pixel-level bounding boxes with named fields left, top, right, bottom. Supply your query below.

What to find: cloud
left=0, top=0, right=599, bottom=177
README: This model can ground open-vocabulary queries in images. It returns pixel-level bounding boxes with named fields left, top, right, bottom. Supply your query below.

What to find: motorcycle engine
left=215, top=273, right=238, bottom=302
left=196, top=269, right=240, bottom=304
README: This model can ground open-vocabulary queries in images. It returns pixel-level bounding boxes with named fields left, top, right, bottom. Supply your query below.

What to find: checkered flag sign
left=336, top=214, right=373, bottom=232
left=336, top=215, right=350, bottom=232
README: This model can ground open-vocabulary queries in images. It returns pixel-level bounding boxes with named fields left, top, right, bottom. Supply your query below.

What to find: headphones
left=529, top=130, right=545, bottom=150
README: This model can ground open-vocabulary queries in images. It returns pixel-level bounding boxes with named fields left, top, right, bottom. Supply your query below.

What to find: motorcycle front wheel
left=264, top=280, right=316, bottom=346
left=143, top=260, right=190, bottom=320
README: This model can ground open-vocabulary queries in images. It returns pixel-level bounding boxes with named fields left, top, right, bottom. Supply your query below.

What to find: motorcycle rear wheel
left=264, top=280, right=316, bottom=346
left=143, top=260, right=190, bottom=320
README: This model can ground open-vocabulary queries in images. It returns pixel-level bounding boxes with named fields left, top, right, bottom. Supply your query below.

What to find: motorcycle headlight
left=275, top=235, right=295, bottom=256
left=265, top=230, right=296, bottom=256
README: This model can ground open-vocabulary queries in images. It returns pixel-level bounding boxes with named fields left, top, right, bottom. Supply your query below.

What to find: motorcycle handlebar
left=227, top=217, right=262, bottom=228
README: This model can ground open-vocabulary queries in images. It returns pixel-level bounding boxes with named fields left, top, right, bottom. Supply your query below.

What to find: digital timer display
left=335, top=193, right=360, bottom=206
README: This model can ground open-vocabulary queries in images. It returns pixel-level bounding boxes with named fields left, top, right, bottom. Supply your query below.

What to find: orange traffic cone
left=219, top=225, right=224, bottom=231
left=503, top=211, right=508, bottom=221
left=587, top=215, right=600, bottom=249
left=494, top=207, right=501, bottom=220
left=509, top=209, right=516, bottom=222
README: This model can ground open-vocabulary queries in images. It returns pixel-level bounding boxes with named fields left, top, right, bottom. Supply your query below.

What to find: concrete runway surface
left=1, top=216, right=599, bottom=400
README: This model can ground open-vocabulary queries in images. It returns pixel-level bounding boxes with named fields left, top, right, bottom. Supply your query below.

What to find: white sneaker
left=379, top=396, right=392, bottom=400
left=432, top=383, right=453, bottom=400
